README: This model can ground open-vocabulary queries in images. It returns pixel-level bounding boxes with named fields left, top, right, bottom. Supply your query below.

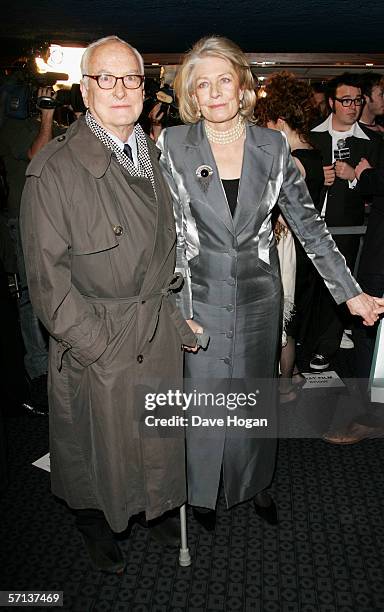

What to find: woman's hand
left=346, top=293, right=384, bottom=326
left=183, top=319, right=203, bottom=352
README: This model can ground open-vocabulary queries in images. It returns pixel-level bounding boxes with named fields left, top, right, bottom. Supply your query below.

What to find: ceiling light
left=35, top=44, right=86, bottom=86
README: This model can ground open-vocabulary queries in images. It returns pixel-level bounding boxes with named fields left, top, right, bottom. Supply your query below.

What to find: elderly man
left=20, top=36, right=195, bottom=573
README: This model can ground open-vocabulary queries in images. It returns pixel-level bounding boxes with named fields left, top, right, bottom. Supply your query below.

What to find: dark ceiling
left=1, top=0, right=384, bottom=60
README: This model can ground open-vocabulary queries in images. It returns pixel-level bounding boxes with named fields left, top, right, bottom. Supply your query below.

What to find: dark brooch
left=195, top=164, right=213, bottom=193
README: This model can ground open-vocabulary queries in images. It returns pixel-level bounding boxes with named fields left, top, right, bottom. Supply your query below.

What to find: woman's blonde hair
left=174, top=36, right=256, bottom=124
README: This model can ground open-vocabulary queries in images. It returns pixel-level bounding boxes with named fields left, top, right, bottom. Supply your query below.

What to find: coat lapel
left=182, top=122, right=235, bottom=235
left=69, top=119, right=175, bottom=296
left=345, top=135, right=370, bottom=167
left=139, top=136, right=176, bottom=296
left=234, top=124, right=274, bottom=236
left=310, top=130, right=332, bottom=165
left=181, top=123, right=275, bottom=237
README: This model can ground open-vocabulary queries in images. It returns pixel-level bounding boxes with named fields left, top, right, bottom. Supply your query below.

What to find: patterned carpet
left=1, top=400, right=384, bottom=611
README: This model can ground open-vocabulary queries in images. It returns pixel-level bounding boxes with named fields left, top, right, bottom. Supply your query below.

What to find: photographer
left=140, top=80, right=182, bottom=142
left=53, top=84, right=87, bottom=127
left=28, top=86, right=59, bottom=156
left=0, top=79, right=62, bottom=414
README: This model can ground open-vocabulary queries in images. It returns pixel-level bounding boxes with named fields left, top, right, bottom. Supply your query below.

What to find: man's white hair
left=80, top=35, right=144, bottom=88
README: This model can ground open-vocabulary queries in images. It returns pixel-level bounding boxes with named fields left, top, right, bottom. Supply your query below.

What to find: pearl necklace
left=204, top=115, right=245, bottom=145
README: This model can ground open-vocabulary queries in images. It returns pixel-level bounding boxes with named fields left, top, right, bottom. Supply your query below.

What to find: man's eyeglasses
left=334, top=97, right=364, bottom=108
left=83, top=74, right=145, bottom=90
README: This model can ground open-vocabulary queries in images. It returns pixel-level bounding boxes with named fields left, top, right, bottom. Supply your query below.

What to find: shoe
left=291, top=372, right=306, bottom=387
left=75, top=510, right=126, bottom=574
left=147, top=510, right=180, bottom=547
left=192, top=506, right=216, bottom=532
left=279, top=387, right=298, bottom=405
left=340, top=331, right=354, bottom=349
left=253, top=492, right=278, bottom=526
left=21, top=401, right=48, bottom=417
left=309, top=354, right=330, bottom=371
left=322, top=422, right=384, bottom=445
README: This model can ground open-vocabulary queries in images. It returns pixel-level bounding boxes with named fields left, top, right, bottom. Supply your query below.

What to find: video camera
left=37, top=84, right=86, bottom=114
left=1, top=66, right=85, bottom=122
left=1, top=69, right=64, bottom=120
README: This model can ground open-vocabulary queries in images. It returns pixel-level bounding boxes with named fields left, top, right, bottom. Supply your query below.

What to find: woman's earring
left=197, top=108, right=202, bottom=119
left=239, top=97, right=243, bottom=110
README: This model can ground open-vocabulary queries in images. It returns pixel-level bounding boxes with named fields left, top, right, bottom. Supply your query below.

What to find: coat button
left=226, top=331, right=234, bottom=339
left=113, top=225, right=124, bottom=236
left=224, top=357, right=232, bottom=365
left=228, top=248, right=237, bottom=257
left=137, top=354, right=144, bottom=363
left=227, top=277, right=235, bottom=286
left=57, top=135, right=65, bottom=142
left=226, top=304, right=234, bottom=312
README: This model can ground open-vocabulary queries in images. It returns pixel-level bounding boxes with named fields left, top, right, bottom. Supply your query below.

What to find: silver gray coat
left=158, top=122, right=360, bottom=509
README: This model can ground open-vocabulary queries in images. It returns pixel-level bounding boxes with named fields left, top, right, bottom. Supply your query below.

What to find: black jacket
left=357, top=167, right=384, bottom=277
left=310, top=122, right=384, bottom=227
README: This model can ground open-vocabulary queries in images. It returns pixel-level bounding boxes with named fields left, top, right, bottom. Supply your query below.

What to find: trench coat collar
left=69, top=118, right=174, bottom=293
left=68, top=117, right=165, bottom=183
left=67, top=116, right=113, bottom=178
left=183, top=121, right=274, bottom=236
left=68, top=116, right=169, bottom=214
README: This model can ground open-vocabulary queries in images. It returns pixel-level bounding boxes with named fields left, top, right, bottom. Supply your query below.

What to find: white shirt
left=312, top=114, right=370, bottom=219
left=106, top=129, right=139, bottom=167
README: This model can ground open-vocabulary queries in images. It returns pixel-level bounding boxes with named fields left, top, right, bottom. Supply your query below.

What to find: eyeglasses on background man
left=334, top=96, right=364, bottom=107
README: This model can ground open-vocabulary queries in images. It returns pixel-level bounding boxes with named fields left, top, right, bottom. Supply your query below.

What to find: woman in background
left=254, top=72, right=325, bottom=402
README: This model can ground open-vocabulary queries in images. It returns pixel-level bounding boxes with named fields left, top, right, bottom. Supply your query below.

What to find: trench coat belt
left=56, top=275, right=184, bottom=371
left=82, top=272, right=184, bottom=344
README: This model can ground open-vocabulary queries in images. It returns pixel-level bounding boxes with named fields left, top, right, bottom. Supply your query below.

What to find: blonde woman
left=158, top=36, right=384, bottom=529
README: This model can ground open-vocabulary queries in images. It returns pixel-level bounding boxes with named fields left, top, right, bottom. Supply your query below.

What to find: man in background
left=358, top=72, right=384, bottom=135
left=309, top=72, right=384, bottom=371
left=0, top=78, right=60, bottom=414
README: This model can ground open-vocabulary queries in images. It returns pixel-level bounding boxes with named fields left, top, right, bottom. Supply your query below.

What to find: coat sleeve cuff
left=56, top=321, right=109, bottom=368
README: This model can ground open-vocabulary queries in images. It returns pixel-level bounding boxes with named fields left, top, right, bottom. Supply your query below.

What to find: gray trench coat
left=158, top=122, right=361, bottom=509
left=20, top=117, right=195, bottom=532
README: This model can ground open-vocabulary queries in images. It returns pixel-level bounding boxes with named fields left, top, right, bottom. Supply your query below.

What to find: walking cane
left=179, top=504, right=191, bottom=566
left=178, top=331, right=209, bottom=567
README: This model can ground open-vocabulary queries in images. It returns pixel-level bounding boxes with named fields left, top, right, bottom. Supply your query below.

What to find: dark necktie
left=123, top=143, right=133, bottom=162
